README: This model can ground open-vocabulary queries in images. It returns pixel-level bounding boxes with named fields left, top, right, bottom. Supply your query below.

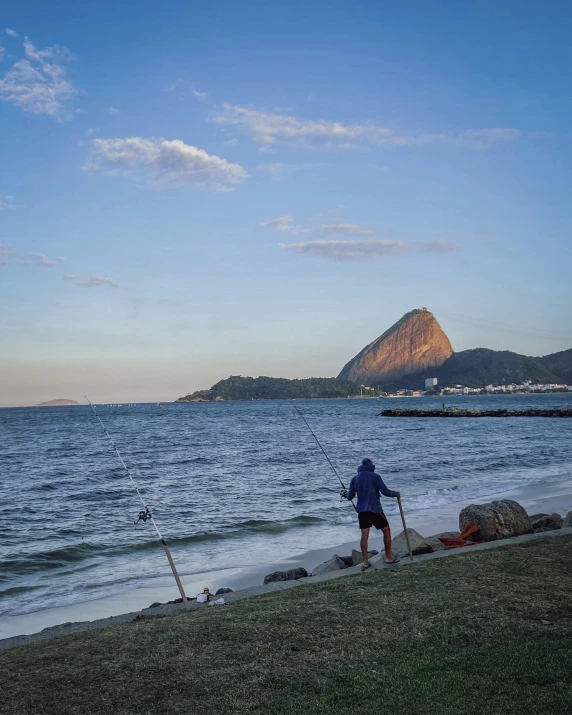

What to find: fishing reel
left=134, top=508, right=152, bottom=525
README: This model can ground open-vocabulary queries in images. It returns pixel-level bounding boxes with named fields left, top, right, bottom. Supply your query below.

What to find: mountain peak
left=338, top=308, right=453, bottom=386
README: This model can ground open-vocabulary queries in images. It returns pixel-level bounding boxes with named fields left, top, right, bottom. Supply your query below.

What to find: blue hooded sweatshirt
left=346, top=462, right=398, bottom=513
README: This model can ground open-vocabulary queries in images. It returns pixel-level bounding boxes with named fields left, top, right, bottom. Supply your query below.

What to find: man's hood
left=357, top=463, right=375, bottom=473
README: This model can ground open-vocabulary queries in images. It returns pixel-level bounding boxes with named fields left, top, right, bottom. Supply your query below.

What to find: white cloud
left=61, top=273, right=77, bottom=280
left=0, top=46, right=4, bottom=61
left=319, top=223, right=379, bottom=236
left=260, top=215, right=381, bottom=237
left=5, top=29, right=19, bottom=38
left=279, top=239, right=461, bottom=261
left=0, top=194, right=16, bottom=210
left=108, top=106, right=119, bottom=114
left=213, top=104, right=521, bottom=152
left=224, top=138, right=239, bottom=146
left=0, top=37, right=77, bottom=120
left=80, top=275, right=123, bottom=289
left=260, top=216, right=296, bottom=232
left=192, top=90, right=208, bottom=101
left=0, top=243, right=63, bottom=267
left=257, top=162, right=327, bottom=176
left=86, top=136, right=247, bottom=191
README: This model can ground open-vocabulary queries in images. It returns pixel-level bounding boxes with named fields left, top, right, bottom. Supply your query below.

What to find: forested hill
left=176, top=376, right=369, bottom=401
left=379, top=348, right=564, bottom=390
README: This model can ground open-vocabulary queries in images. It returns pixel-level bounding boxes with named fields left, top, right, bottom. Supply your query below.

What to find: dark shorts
left=358, top=511, right=389, bottom=530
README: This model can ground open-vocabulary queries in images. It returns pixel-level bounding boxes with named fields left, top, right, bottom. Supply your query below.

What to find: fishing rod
left=292, top=404, right=357, bottom=512
left=85, top=396, right=188, bottom=605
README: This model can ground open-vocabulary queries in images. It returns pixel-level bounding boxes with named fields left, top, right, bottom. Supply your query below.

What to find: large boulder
left=263, top=567, right=308, bottom=585
left=531, top=513, right=562, bottom=532
left=391, top=528, right=434, bottom=558
left=351, top=549, right=379, bottom=566
left=215, top=588, right=233, bottom=595
left=312, top=555, right=348, bottom=576
left=564, top=511, right=572, bottom=528
left=426, top=531, right=460, bottom=552
left=459, top=499, right=532, bottom=542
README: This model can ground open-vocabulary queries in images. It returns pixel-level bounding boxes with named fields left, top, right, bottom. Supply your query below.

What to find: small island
left=176, top=376, right=380, bottom=402
left=37, top=399, right=80, bottom=407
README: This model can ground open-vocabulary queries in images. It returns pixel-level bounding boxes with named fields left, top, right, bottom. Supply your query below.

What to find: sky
left=1, top=0, right=571, bottom=406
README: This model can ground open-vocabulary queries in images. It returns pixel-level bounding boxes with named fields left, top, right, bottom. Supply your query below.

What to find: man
left=341, top=458, right=400, bottom=570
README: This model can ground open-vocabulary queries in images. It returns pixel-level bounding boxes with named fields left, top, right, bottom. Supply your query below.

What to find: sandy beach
left=2, top=475, right=571, bottom=642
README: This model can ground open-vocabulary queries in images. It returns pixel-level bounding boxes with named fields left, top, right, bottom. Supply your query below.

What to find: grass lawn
left=1, top=536, right=571, bottom=715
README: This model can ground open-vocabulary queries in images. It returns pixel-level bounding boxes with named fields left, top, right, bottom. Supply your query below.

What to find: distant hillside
left=540, top=348, right=572, bottom=384
left=37, top=399, right=80, bottom=406
left=338, top=308, right=452, bottom=385
left=378, top=348, right=563, bottom=390
left=177, top=376, right=370, bottom=402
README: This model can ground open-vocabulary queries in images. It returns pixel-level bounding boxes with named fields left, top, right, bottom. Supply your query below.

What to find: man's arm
left=345, top=476, right=357, bottom=501
left=376, top=474, right=399, bottom=498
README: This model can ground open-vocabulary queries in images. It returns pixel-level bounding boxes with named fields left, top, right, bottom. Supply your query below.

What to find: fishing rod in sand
left=292, top=404, right=357, bottom=512
left=85, top=396, right=188, bottom=606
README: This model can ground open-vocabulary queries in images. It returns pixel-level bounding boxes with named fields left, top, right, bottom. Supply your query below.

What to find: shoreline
left=2, top=527, right=571, bottom=653
left=2, top=474, right=572, bottom=642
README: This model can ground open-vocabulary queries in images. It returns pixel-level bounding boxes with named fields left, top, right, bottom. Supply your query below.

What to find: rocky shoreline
left=144, top=499, right=572, bottom=607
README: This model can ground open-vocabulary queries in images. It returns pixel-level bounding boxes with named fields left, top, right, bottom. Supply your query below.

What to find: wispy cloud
left=86, top=136, right=247, bottom=191
left=213, top=104, right=521, bottom=152
left=224, top=138, right=239, bottom=146
left=279, top=239, right=461, bottom=261
left=0, top=243, right=64, bottom=267
left=108, top=106, right=119, bottom=114
left=260, top=215, right=381, bottom=237
left=319, top=223, right=379, bottom=236
left=5, top=29, right=19, bottom=38
left=0, top=194, right=16, bottom=210
left=192, top=90, right=208, bottom=101
left=260, top=216, right=297, bottom=232
left=61, top=273, right=76, bottom=280
left=257, top=162, right=328, bottom=176
left=0, top=37, right=77, bottom=120
left=79, top=275, right=123, bottom=289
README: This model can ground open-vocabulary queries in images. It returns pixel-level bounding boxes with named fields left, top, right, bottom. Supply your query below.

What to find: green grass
left=1, top=536, right=572, bottom=715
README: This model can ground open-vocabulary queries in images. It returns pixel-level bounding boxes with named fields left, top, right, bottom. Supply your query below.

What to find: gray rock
left=339, top=555, right=353, bottom=567
left=528, top=513, right=548, bottom=522
left=351, top=549, right=379, bottom=566
left=215, top=588, right=233, bottom=595
left=312, top=555, right=347, bottom=576
left=390, top=528, right=434, bottom=558
left=148, top=601, right=163, bottom=609
left=564, top=511, right=572, bottom=528
left=531, top=513, right=562, bottom=531
left=459, top=499, right=532, bottom=542
left=425, top=531, right=460, bottom=552
left=263, top=567, right=308, bottom=585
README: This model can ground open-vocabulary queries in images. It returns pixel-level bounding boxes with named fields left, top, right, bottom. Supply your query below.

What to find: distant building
left=425, top=377, right=438, bottom=389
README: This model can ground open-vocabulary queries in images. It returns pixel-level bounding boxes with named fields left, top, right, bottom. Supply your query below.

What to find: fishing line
left=292, top=404, right=357, bottom=512
left=85, top=396, right=188, bottom=605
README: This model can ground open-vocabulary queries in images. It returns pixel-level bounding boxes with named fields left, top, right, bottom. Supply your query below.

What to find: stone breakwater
left=379, top=407, right=572, bottom=418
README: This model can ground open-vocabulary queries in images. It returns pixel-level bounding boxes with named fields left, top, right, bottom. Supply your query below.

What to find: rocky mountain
left=338, top=308, right=453, bottom=386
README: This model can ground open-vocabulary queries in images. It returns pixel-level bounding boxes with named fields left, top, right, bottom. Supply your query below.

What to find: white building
left=425, top=377, right=438, bottom=389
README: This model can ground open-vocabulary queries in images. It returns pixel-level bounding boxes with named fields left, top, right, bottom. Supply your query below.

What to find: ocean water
left=1, top=394, right=572, bottom=619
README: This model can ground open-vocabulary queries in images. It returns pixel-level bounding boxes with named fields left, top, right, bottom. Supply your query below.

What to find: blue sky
left=1, top=0, right=571, bottom=405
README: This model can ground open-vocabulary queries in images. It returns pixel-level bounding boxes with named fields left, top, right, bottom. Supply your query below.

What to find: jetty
left=378, top=407, right=572, bottom=418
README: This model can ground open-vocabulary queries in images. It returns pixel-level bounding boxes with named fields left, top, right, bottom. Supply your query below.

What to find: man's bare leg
left=382, top=525, right=393, bottom=563
left=360, top=528, right=370, bottom=567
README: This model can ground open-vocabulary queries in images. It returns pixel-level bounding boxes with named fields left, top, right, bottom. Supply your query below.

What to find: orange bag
left=438, top=523, right=479, bottom=550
